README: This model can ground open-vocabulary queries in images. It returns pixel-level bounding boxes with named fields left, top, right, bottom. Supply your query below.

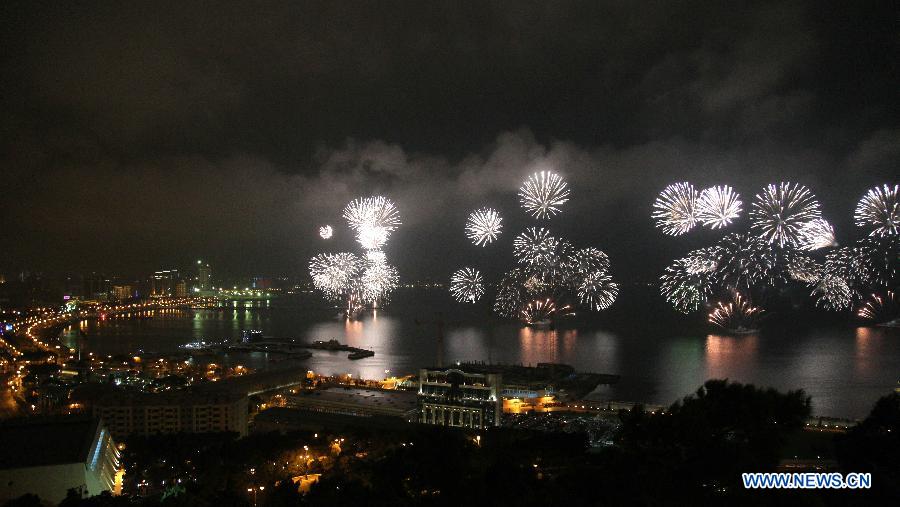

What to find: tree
left=835, top=392, right=900, bottom=503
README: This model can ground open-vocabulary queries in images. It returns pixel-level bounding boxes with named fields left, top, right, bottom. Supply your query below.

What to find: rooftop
left=0, top=416, right=102, bottom=470
left=290, top=385, right=417, bottom=412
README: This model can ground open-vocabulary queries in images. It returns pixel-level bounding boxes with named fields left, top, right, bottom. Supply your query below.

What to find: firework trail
left=465, top=208, right=503, bottom=246
left=855, top=184, right=899, bottom=237
left=519, top=171, right=571, bottom=219
left=750, top=182, right=821, bottom=247
left=696, top=185, right=742, bottom=229
left=450, top=267, right=485, bottom=303
left=652, top=182, right=698, bottom=236
left=319, top=225, right=333, bottom=239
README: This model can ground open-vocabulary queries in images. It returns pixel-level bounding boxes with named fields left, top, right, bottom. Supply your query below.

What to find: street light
left=247, top=486, right=265, bottom=507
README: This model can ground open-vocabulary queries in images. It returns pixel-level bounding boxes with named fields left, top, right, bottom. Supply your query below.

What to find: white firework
left=343, top=196, right=401, bottom=249
left=696, top=185, right=742, bottom=229
left=465, top=207, right=503, bottom=246
left=450, top=267, right=485, bottom=303
left=319, top=225, right=333, bottom=239
left=797, top=218, right=836, bottom=251
left=570, top=247, right=611, bottom=276
left=518, top=171, right=571, bottom=219
left=578, top=271, right=619, bottom=311
left=812, top=274, right=853, bottom=311
left=309, top=253, right=362, bottom=298
left=356, top=224, right=389, bottom=250
left=652, top=182, right=698, bottom=236
left=366, top=250, right=386, bottom=264
left=750, top=182, right=821, bottom=247
left=854, top=184, right=899, bottom=237
left=786, top=255, right=822, bottom=284
left=513, top=227, right=558, bottom=266
left=359, top=260, right=399, bottom=303
left=682, top=247, right=721, bottom=274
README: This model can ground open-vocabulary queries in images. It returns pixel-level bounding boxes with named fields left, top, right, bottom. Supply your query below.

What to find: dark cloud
left=0, top=1, right=896, bottom=281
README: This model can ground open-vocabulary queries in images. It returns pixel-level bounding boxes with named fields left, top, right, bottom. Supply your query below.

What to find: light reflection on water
left=57, top=296, right=900, bottom=419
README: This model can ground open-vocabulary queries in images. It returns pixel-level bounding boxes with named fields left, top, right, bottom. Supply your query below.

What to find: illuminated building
left=83, top=273, right=111, bottom=301
left=0, top=416, right=119, bottom=503
left=73, top=385, right=248, bottom=439
left=197, top=260, right=211, bottom=291
left=150, top=270, right=179, bottom=297
left=418, top=367, right=502, bottom=429
left=111, top=285, right=133, bottom=301
left=175, top=279, right=188, bottom=298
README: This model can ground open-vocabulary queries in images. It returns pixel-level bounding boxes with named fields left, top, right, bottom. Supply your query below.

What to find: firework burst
left=520, top=298, right=573, bottom=325
left=309, top=253, right=363, bottom=299
left=660, top=257, right=717, bottom=314
left=319, top=225, right=333, bottom=239
left=750, top=182, right=821, bottom=247
left=343, top=196, right=401, bottom=249
left=652, top=182, right=698, bottom=236
left=577, top=271, right=618, bottom=311
left=696, top=185, right=742, bottom=229
left=569, top=247, right=611, bottom=276
left=356, top=224, right=389, bottom=250
left=857, top=290, right=899, bottom=324
left=708, top=291, right=764, bottom=332
left=714, top=233, right=779, bottom=288
left=682, top=247, right=721, bottom=274
left=494, top=268, right=528, bottom=318
left=513, top=228, right=558, bottom=266
left=784, top=254, right=822, bottom=284
left=359, top=258, right=399, bottom=303
left=519, top=171, right=571, bottom=219
left=465, top=208, right=503, bottom=246
left=812, top=274, right=854, bottom=311
left=855, top=184, right=899, bottom=237
left=450, top=267, right=485, bottom=303
left=797, top=218, right=836, bottom=251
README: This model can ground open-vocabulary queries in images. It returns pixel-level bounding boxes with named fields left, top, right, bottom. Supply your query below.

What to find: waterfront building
left=150, top=270, right=178, bottom=297
left=73, top=385, right=248, bottom=439
left=418, top=367, right=502, bottom=429
left=197, top=260, right=211, bottom=291
left=82, top=273, right=111, bottom=302
left=0, top=416, right=119, bottom=504
left=175, top=279, right=188, bottom=298
left=111, top=285, right=133, bottom=301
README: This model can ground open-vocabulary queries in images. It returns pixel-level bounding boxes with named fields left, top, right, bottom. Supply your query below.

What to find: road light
left=247, top=485, right=265, bottom=507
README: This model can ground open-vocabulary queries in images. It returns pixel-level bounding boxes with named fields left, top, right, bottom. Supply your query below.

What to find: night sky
left=1, top=1, right=897, bottom=282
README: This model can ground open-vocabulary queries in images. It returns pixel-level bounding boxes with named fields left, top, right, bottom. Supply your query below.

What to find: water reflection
left=48, top=294, right=900, bottom=418
left=705, top=333, right=758, bottom=380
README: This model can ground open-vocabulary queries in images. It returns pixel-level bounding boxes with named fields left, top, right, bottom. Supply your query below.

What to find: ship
left=348, top=349, right=375, bottom=360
